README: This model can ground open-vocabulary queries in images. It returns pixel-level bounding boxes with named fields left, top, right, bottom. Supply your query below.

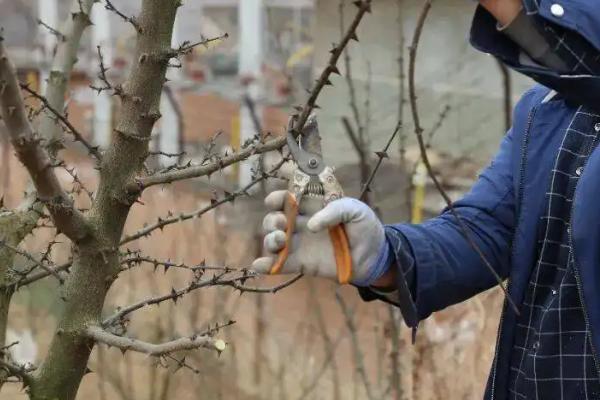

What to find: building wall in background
left=313, top=0, right=533, bottom=167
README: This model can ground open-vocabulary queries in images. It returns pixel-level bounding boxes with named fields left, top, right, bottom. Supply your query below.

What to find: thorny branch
left=359, top=121, right=403, bottom=201
left=0, top=37, right=91, bottom=242
left=104, top=0, right=142, bottom=33
left=121, top=255, right=236, bottom=274
left=6, top=260, right=71, bottom=289
left=122, top=158, right=287, bottom=244
left=102, top=271, right=302, bottom=328
left=37, top=18, right=66, bottom=42
left=425, top=104, right=451, bottom=148
left=291, top=0, right=373, bottom=135
left=407, top=0, right=518, bottom=313
left=172, top=34, right=230, bottom=57
left=0, top=240, right=64, bottom=284
left=20, top=83, right=102, bottom=160
left=90, top=46, right=114, bottom=95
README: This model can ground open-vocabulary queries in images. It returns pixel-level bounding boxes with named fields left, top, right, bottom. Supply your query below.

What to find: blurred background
left=0, top=0, right=534, bottom=399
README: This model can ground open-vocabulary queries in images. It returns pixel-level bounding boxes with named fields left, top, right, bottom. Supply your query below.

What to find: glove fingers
left=252, top=257, right=275, bottom=274
left=264, top=230, right=287, bottom=253
left=252, top=255, right=302, bottom=276
left=264, top=190, right=288, bottom=212
left=263, top=212, right=287, bottom=233
left=307, top=198, right=360, bottom=232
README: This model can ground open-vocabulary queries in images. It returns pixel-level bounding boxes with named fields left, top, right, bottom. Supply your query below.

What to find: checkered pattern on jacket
left=523, top=0, right=600, bottom=75
left=507, top=107, right=600, bottom=399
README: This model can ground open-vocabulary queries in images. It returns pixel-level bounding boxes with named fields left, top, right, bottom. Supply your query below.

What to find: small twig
left=90, top=46, right=113, bottom=95
left=425, top=104, right=451, bottom=148
left=172, top=34, right=229, bottom=56
left=7, top=260, right=72, bottom=289
left=228, top=274, right=303, bottom=294
left=37, top=19, right=66, bottom=42
left=0, top=240, right=64, bottom=284
left=335, top=291, right=376, bottom=400
left=20, top=83, right=102, bottom=160
left=104, top=0, right=142, bottom=33
left=148, top=150, right=185, bottom=158
left=359, top=121, right=402, bottom=201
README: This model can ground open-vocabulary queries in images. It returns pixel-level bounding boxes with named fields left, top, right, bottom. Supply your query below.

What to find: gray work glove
left=252, top=190, right=390, bottom=286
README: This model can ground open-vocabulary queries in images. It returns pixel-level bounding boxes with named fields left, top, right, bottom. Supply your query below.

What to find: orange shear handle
left=270, top=193, right=353, bottom=284
left=329, top=224, right=352, bottom=284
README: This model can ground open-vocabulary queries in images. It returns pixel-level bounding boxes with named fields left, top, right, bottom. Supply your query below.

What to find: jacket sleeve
left=360, top=125, right=517, bottom=327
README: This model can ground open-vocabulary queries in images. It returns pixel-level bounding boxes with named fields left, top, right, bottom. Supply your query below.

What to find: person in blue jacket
left=253, top=0, right=600, bottom=398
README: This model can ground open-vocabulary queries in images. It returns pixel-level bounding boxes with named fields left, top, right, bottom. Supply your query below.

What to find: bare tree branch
left=104, top=0, right=142, bottom=33
left=335, top=291, right=376, bottom=400
left=0, top=240, right=64, bottom=284
left=359, top=121, right=402, bottom=201
left=86, top=325, right=226, bottom=356
left=7, top=260, right=71, bottom=289
left=37, top=18, right=66, bottom=42
left=130, top=136, right=287, bottom=192
left=121, top=158, right=286, bottom=244
left=0, top=357, right=34, bottom=386
left=291, top=0, right=372, bottom=135
left=0, top=38, right=91, bottom=242
left=172, top=34, right=229, bottom=57
left=102, top=271, right=301, bottom=328
left=37, top=0, right=94, bottom=158
left=425, top=104, right=451, bottom=148
left=21, top=83, right=101, bottom=160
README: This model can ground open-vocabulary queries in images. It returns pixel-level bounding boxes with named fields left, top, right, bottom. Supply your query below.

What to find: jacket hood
left=470, top=2, right=600, bottom=110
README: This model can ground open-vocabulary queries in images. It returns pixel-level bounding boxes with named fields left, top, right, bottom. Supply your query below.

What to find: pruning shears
left=269, top=115, right=353, bottom=284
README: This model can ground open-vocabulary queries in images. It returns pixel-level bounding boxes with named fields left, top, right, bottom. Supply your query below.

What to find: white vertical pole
left=91, top=5, right=113, bottom=148
left=159, top=13, right=182, bottom=167
left=38, top=0, right=59, bottom=92
left=238, top=0, right=264, bottom=187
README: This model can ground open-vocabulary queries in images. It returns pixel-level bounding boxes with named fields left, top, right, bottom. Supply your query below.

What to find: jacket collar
left=469, top=5, right=600, bottom=110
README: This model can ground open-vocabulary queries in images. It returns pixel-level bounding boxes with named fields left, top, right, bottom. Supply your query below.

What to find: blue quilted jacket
left=368, top=2, right=600, bottom=398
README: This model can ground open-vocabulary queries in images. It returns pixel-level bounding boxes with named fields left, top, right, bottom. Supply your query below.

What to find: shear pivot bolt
left=308, top=158, right=318, bottom=168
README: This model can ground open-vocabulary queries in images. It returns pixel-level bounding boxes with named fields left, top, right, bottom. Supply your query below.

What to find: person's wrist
left=352, top=238, right=391, bottom=287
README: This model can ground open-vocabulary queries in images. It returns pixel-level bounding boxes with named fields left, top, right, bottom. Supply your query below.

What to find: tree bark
left=29, top=1, right=180, bottom=398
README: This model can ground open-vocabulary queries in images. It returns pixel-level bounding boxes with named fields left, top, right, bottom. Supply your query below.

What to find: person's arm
left=360, top=124, right=517, bottom=324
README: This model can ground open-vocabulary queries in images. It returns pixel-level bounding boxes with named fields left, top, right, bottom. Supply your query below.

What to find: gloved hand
left=252, top=190, right=391, bottom=286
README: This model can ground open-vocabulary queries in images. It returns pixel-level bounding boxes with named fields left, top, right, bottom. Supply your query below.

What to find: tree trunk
left=29, top=1, right=180, bottom=398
